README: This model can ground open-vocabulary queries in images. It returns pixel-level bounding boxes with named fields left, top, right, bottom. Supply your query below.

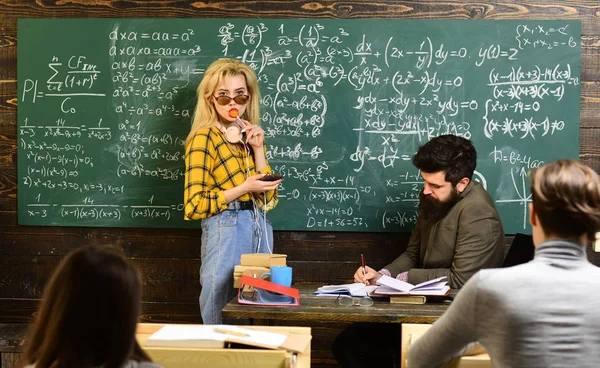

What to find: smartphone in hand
left=259, top=174, right=284, bottom=181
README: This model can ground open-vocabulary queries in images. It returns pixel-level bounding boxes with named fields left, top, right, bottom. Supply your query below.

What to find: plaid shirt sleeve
left=378, top=268, right=392, bottom=277
left=184, top=128, right=279, bottom=220
left=378, top=268, right=409, bottom=281
left=396, top=271, right=409, bottom=281
left=184, top=130, right=225, bottom=220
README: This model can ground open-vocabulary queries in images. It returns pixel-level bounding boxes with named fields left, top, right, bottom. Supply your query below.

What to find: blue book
left=315, top=283, right=379, bottom=297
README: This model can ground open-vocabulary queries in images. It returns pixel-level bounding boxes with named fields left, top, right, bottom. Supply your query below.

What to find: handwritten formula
left=18, top=19, right=580, bottom=232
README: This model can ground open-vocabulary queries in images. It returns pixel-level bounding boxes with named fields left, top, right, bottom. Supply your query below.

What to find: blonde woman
left=184, top=59, right=281, bottom=324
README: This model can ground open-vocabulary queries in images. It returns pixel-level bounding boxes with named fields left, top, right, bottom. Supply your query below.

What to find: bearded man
left=333, top=135, right=505, bottom=368
left=356, top=134, right=505, bottom=289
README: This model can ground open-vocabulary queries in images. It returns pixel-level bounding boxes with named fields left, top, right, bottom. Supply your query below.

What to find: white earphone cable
left=262, top=191, right=272, bottom=254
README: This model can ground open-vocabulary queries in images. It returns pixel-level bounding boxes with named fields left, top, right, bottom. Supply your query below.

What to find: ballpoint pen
left=361, top=253, right=368, bottom=285
left=213, top=327, right=250, bottom=338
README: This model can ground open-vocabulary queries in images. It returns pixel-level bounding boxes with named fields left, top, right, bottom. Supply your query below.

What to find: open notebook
left=146, top=324, right=310, bottom=353
left=372, top=276, right=451, bottom=296
left=316, top=276, right=450, bottom=297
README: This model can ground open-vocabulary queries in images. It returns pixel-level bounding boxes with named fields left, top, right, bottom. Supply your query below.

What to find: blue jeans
left=199, top=209, right=273, bottom=324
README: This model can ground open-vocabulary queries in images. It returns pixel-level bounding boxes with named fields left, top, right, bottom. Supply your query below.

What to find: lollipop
left=229, top=109, right=239, bottom=118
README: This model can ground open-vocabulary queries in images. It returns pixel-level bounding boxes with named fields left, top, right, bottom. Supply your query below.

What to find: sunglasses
left=213, top=94, right=249, bottom=106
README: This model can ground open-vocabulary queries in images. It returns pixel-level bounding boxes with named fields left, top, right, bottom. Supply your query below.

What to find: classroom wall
left=1, top=1, right=599, bottom=367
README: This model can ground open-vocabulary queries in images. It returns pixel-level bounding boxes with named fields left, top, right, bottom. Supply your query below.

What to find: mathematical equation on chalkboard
left=18, top=19, right=580, bottom=231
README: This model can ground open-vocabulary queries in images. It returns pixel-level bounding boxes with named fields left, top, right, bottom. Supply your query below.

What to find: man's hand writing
left=353, top=266, right=382, bottom=285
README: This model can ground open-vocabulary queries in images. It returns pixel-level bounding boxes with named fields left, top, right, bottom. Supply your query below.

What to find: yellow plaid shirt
left=184, top=126, right=278, bottom=220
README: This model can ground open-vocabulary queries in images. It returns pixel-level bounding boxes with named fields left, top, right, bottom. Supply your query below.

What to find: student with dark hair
left=24, top=245, right=162, bottom=368
left=408, top=159, right=600, bottom=368
left=356, top=134, right=504, bottom=289
left=334, top=134, right=505, bottom=368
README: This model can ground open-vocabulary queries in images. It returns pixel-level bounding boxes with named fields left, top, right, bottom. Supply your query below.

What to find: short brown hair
left=530, top=160, right=600, bottom=243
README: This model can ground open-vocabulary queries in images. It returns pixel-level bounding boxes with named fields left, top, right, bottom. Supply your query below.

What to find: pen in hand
left=361, top=253, right=368, bottom=285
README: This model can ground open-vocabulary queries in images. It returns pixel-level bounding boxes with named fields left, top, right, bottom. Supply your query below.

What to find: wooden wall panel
left=2, top=353, right=25, bottom=368
left=1, top=2, right=599, bottom=367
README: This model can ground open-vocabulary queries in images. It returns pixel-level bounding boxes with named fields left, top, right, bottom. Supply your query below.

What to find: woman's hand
left=240, top=119, right=265, bottom=149
left=242, top=174, right=281, bottom=193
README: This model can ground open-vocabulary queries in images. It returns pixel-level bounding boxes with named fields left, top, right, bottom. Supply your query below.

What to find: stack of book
left=233, top=253, right=287, bottom=288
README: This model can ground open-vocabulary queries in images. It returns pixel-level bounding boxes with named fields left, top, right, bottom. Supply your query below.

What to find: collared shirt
left=184, top=127, right=277, bottom=220
left=379, top=268, right=408, bottom=281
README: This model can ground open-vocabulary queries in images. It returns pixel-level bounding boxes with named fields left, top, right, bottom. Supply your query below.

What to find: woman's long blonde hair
left=186, top=59, right=261, bottom=146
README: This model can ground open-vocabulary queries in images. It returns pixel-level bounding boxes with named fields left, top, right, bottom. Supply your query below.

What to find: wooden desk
left=222, top=284, right=450, bottom=324
left=401, top=324, right=491, bottom=368
left=0, top=324, right=28, bottom=368
left=137, top=323, right=311, bottom=368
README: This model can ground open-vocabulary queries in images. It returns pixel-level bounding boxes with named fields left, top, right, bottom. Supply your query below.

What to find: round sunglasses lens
left=359, top=297, right=374, bottom=306
left=215, top=95, right=248, bottom=105
left=215, top=96, right=231, bottom=105
left=233, top=95, right=249, bottom=104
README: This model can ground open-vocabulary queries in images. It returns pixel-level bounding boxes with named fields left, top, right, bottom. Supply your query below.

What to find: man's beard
left=418, top=189, right=460, bottom=223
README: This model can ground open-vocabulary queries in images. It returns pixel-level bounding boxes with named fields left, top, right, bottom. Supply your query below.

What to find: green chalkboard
left=17, top=18, right=581, bottom=232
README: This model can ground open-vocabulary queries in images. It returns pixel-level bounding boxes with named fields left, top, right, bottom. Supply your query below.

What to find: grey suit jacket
left=383, top=181, right=505, bottom=289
